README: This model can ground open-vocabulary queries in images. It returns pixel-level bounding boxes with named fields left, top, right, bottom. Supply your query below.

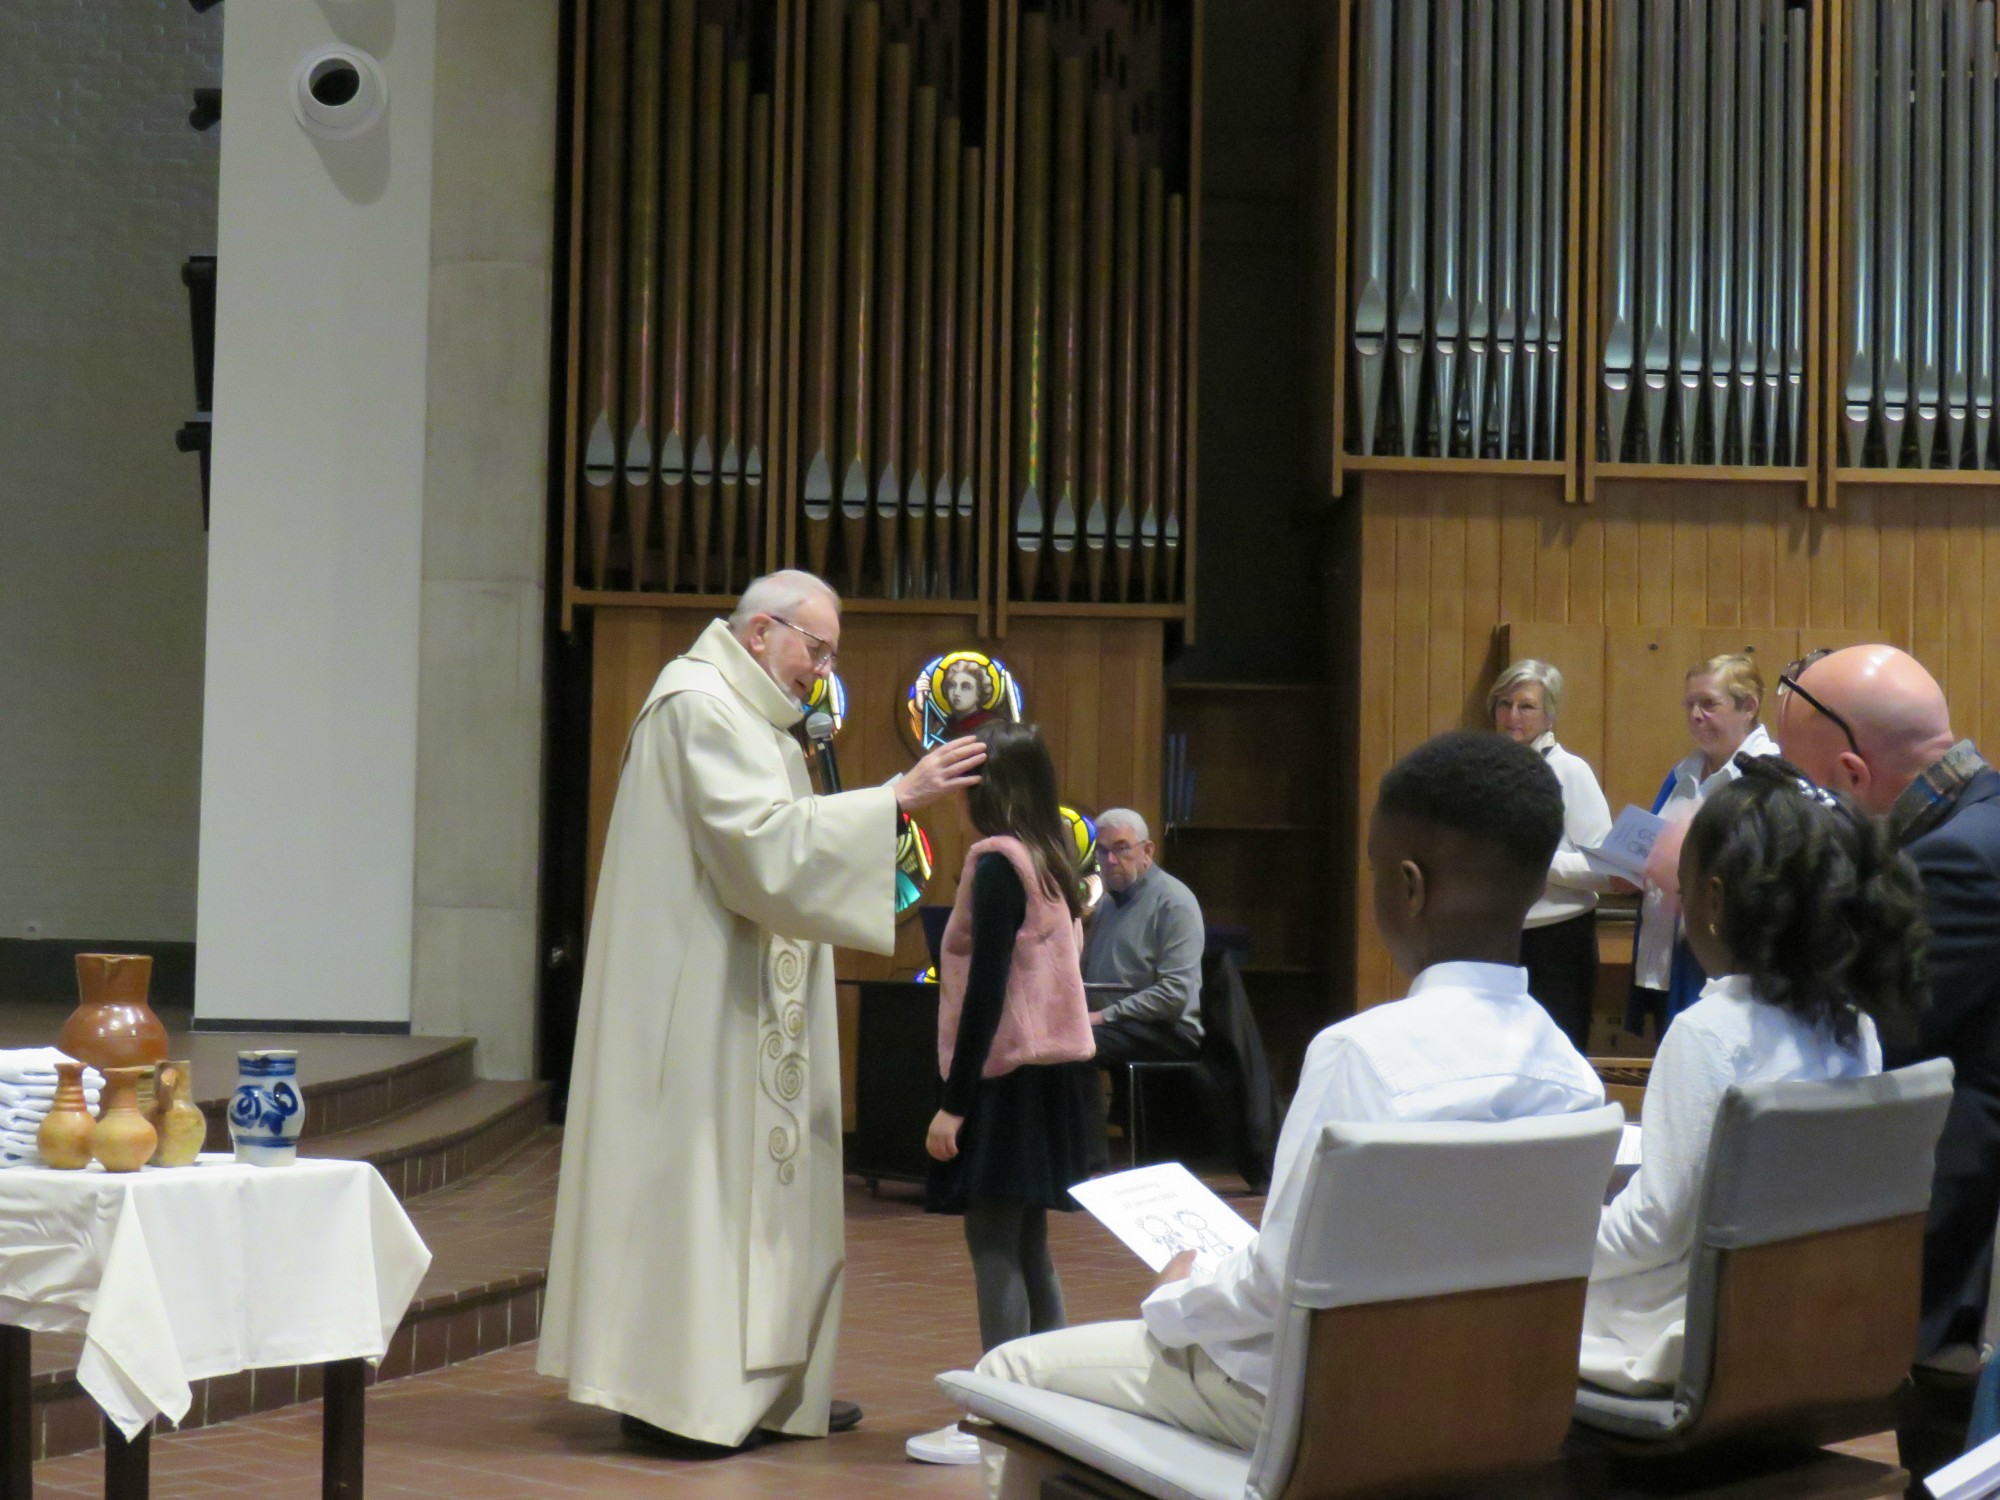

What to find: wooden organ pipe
left=657, top=0, right=696, bottom=589
left=802, top=0, right=844, bottom=576
left=1139, top=165, right=1163, bottom=601
left=621, top=0, right=664, bottom=588
left=689, top=24, right=725, bottom=592
left=745, top=91, right=771, bottom=578
left=932, top=114, right=963, bottom=597
left=1012, top=12, right=1052, bottom=600
left=717, top=58, right=749, bottom=593
left=1163, top=192, right=1184, bottom=599
left=906, top=85, right=939, bottom=598
left=874, top=43, right=912, bottom=595
left=840, top=2, right=882, bottom=594
left=580, top=0, right=629, bottom=588
left=1050, top=52, right=1087, bottom=604
left=1112, top=130, right=1140, bottom=600
left=955, top=145, right=982, bottom=597
left=1084, top=89, right=1116, bottom=602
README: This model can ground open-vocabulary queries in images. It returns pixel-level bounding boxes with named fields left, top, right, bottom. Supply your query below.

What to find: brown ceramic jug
left=151, top=1061, right=206, bottom=1168
left=35, top=1062, right=94, bottom=1170
left=90, top=1067, right=158, bottom=1173
left=57, top=955, right=168, bottom=1072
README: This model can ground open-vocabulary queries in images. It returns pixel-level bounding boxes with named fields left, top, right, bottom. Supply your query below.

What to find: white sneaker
left=905, top=1424, right=984, bottom=1465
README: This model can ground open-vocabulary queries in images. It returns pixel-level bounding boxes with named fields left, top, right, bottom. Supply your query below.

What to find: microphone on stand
left=805, top=711, right=843, bottom=793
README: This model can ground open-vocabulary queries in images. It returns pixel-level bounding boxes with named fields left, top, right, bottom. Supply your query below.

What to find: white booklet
left=1582, top=805, right=1668, bottom=883
left=1617, top=1123, right=1642, bottom=1166
left=1068, top=1162, right=1258, bottom=1274
left=1927, top=1427, right=2000, bottom=1500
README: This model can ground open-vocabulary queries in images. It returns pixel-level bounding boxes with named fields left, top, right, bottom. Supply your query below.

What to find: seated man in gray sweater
left=1083, top=809, right=1205, bottom=1069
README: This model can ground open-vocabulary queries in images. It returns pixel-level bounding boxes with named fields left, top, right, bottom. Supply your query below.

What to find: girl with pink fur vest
left=924, top=722, right=1099, bottom=1360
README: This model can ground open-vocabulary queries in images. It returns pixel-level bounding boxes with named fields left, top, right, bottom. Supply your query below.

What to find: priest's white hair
left=1096, top=807, right=1150, bottom=842
left=728, top=570, right=841, bottom=633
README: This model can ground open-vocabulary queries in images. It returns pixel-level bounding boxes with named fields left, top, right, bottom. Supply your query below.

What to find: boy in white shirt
left=963, top=731, right=1607, bottom=1467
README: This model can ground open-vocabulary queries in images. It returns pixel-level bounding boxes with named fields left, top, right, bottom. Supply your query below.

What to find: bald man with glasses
left=1778, top=646, right=2000, bottom=1471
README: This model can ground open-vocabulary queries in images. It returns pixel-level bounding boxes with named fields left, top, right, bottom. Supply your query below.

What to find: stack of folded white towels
left=0, top=1048, right=104, bottom=1167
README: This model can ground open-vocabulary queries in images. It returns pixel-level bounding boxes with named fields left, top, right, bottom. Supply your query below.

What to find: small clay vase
left=150, top=1061, right=206, bottom=1168
left=35, top=1062, right=95, bottom=1170
left=90, top=1067, right=158, bottom=1174
left=57, top=955, right=169, bottom=1073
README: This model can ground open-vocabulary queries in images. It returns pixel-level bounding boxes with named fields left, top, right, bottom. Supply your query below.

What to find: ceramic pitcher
left=56, top=954, right=168, bottom=1072
left=228, top=1050, right=303, bottom=1167
left=151, top=1060, right=206, bottom=1167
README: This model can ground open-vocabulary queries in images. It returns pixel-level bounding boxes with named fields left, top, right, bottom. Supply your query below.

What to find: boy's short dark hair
left=1376, top=731, right=1565, bottom=878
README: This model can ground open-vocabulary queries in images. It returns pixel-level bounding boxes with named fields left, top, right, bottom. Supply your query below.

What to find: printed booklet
left=1069, top=1162, right=1258, bottom=1274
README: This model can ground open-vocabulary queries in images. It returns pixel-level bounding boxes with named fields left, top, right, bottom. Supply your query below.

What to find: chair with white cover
left=939, top=1104, right=1625, bottom=1500
left=1573, top=1059, right=1955, bottom=1453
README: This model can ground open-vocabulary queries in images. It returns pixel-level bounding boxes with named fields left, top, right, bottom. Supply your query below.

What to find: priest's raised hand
left=897, top=734, right=988, bottom=812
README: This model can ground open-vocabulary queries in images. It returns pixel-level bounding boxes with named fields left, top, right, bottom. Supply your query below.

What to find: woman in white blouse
left=1490, top=659, right=1614, bottom=1051
left=1629, top=653, right=1781, bottom=1035
left=1580, top=756, right=1928, bottom=1395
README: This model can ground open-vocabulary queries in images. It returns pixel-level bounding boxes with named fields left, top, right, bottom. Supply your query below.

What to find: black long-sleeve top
left=940, top=853, right=1027, bottom=1116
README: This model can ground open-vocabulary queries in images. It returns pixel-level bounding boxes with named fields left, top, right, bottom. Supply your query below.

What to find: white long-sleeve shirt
left=1527, top=733, right=1617, bottom=929
left=1141, top=962, right=1607, bottom=1393
left=1633, top=725, right=1780, bottom=988
left=1579, top=973, right=1881, bottom=1394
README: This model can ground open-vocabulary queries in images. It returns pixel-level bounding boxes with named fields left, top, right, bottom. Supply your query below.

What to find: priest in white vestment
left=540, top=571, right=984, bottom=1449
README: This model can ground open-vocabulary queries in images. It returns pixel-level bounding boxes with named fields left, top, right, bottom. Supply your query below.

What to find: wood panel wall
left=589, top=605, right=1164, bottom=1114
left=1349, top=473, right=2000, bottom=1007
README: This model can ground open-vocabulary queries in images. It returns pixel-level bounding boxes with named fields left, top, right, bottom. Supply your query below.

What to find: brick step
left=299, top=1079, right=551, bottom=1202
left=0, top=1003, right=479, bottom=1145
left=194, top=1036, right=478, bottom=1147
left=24, top=1129, right=560, bottom=1463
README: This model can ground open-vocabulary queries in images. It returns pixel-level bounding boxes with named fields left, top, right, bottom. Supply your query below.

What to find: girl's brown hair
left=964, top=722, right=1084, bottom=919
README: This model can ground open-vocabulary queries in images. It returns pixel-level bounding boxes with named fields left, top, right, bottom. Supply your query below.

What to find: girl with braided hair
left=1579, top=756, right=1929, bottom=1395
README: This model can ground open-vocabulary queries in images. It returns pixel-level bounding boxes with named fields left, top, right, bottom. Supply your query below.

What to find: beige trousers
left=972, top=1319, right=1265, bottom=1499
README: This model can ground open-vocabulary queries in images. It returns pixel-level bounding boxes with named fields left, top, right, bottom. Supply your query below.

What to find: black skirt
left=925, top=1059, right=1103, bottom=1213
left=1520, top=909, right=1599, bottom=1053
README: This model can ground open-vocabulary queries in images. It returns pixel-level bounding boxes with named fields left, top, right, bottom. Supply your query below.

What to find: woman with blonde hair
left=1629, top=653, right=1779, bottom=1032
left=1489, top=659, right=1614, bottom=1049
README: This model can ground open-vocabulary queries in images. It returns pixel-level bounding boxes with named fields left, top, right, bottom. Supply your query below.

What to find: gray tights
left=963, top=1200, right=1067, bottom=1353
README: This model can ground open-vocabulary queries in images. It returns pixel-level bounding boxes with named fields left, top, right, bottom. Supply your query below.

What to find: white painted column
left=196, top=0, right=437, bottom=1027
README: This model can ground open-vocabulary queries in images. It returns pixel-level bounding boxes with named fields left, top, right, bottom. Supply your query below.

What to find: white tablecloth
left=0, top=1155, right=430, bottom=1439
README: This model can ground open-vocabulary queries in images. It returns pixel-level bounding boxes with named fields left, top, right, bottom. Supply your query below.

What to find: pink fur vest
left=936, top=836, right=1095, bottom=1080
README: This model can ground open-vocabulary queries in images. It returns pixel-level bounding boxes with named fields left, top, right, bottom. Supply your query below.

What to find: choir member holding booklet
left=1490, top=658, right=1616, bottom=1051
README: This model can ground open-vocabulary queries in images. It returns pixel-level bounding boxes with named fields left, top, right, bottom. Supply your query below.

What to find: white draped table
left=0, top=1155, right=430, bottom=1500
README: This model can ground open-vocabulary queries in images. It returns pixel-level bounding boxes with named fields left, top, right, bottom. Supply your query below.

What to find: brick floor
left=24, top=1129, right=564, bottom=1459
left=28, top=1174, right=1216, bottom=1497
left=27, top=1166, right=1903, bottom=1497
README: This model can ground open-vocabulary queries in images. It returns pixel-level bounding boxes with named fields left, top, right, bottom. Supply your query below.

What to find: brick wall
left=0, top=0, right=220, bottom=944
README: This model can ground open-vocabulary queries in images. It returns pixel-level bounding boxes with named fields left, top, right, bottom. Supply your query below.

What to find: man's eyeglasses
left=1777, top=649, right=1860, bottom=756
left=1100, top=839, right=1147, bottom=858
left=771, top=615, right=838, bottom=669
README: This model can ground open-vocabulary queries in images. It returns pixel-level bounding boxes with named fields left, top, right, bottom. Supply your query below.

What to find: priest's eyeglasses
left=1776, top=649, right=1860, bottom=757
left=772, top=615, right=839, bottom=669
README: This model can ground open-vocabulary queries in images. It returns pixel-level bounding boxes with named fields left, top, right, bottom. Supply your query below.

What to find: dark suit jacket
left=1197, top=949, right=1278, bottom=1193
left=1892, top=766, right=2000, bottom=1355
